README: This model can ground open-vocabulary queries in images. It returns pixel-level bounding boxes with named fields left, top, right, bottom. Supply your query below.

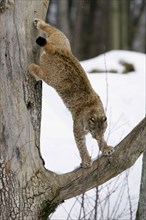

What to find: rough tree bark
left=0, top=0, right=54, bottom=219
left=136, top=151, right=146, bottom=219
left=0, top=1, right=146, bottom=220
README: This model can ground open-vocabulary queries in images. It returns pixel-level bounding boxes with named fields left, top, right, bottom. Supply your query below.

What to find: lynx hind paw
left=103, top=146, right=114, bottom=157
left=33, top=18, right=42, bottom=28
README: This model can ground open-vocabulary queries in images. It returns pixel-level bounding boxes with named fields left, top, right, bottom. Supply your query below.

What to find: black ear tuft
left=36, top=36, right=47, bottom=47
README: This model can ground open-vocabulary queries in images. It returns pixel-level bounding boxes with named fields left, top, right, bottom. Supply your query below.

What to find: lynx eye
left=101, top=116, right=107, bottom=122
left=90, top=117, right=95, bottom=124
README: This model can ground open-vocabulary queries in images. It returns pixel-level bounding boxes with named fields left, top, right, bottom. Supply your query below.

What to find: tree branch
left=55, top=117, right=146, bottom=202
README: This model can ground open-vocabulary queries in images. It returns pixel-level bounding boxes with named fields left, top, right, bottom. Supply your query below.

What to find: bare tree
left=57, top=0, right=70, bottom=39
left=70, top=171, right=134, bottom=220
left=136, top=152, right=146, bottom=219
left=111, top=0, right=130, bottom=50
left=130, top=0, right=146, bottom=53
left=0, top=1, right=146, bottom=219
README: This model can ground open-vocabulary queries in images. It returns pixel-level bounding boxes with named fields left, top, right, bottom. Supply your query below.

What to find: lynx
left=28, top=18, right=114, bottom=168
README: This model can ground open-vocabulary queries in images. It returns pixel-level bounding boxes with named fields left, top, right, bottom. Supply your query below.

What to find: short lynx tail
left=36, top=36, right=47, bottom=47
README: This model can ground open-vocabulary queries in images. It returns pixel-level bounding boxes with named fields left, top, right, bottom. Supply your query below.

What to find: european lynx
left=29, top=18, right=114, bottom=168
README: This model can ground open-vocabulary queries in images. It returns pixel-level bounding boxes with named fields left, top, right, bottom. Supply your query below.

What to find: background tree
left=47, top=0, right=146, bottom=60
left=47, top=0, right=111, bottom=60
left=111, top=0, right=130, bottom=50
left=136, top=151, right=146, bottom=219
left=0, top=1, right=146, bottom=219
left=130, top=0, right=146, bottom=52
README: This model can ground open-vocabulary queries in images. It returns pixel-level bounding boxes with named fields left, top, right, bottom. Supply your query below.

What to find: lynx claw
left=103, top=146, right=114, bottom=157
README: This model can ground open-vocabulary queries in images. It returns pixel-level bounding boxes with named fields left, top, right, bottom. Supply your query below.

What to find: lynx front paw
left=102, top=146, right=114, bottom=157
left=80, top=157, right=92, bottom=168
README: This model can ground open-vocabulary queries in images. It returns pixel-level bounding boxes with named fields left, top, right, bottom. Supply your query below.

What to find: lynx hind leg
left=33, top=18, right=43, bottom=28
left=34, top=18, right=55, bottom=36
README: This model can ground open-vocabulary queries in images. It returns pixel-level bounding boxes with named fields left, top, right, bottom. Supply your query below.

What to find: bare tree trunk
left=57, top=0, right=70, bottom=39
left=0, top=1, right=146, bottom=219
left=120, top=0, right=130, bottom=50
left=131, top=2, right=146, bottom=53
left=72, top=0, right=84, bottom=59
left=72, top=0, right=111, bottom=60
left=0, top=1, right=55, bottom=219
left=136, top=151, right=146, bottom=220
left=111, top=0, right=121, bottom=49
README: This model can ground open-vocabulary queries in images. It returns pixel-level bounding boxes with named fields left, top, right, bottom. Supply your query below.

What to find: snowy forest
left=0, top=0, right=146, bottom=220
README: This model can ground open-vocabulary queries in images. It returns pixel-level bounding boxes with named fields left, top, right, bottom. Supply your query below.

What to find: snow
left=40, top=50, right=145, bottom=219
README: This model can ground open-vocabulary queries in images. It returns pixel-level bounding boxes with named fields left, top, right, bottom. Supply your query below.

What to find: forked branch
left=54, top=117, right=146, bottom=203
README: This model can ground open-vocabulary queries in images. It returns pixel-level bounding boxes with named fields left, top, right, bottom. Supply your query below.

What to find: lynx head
left=83, top=109, right=107, bottom=139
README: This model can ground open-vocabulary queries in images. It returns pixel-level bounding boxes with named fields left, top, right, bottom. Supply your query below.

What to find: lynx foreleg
left=98, top=137, right=114, bottom=156
left=74, top=122, right=92, bottom=168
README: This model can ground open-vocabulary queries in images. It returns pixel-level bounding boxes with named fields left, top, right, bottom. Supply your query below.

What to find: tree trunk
left=111, top=0, right=121, bottom=49
left=136, top=151, right=146, bottom=219
left=120, top=0, right=130, bottom=50
left=57, top=0, right=70, bottom=39
left=111, top=0, right=130, bottom=50
left=0, top=1, right=55, bottom=219
left=0, top=1, right=146, bottom=219
left=131, top=2, right=146, bottom=53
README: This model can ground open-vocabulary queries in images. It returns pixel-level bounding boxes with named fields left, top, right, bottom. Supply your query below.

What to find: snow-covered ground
left=40, top=50, right=145, bottom=219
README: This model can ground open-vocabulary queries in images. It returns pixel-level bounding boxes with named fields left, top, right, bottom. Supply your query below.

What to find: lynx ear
left=36, top=36, right=47, bottom=47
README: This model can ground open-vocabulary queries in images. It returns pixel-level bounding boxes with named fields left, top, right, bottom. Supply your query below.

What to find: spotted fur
left=29, top=19, right=114, bottom=168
